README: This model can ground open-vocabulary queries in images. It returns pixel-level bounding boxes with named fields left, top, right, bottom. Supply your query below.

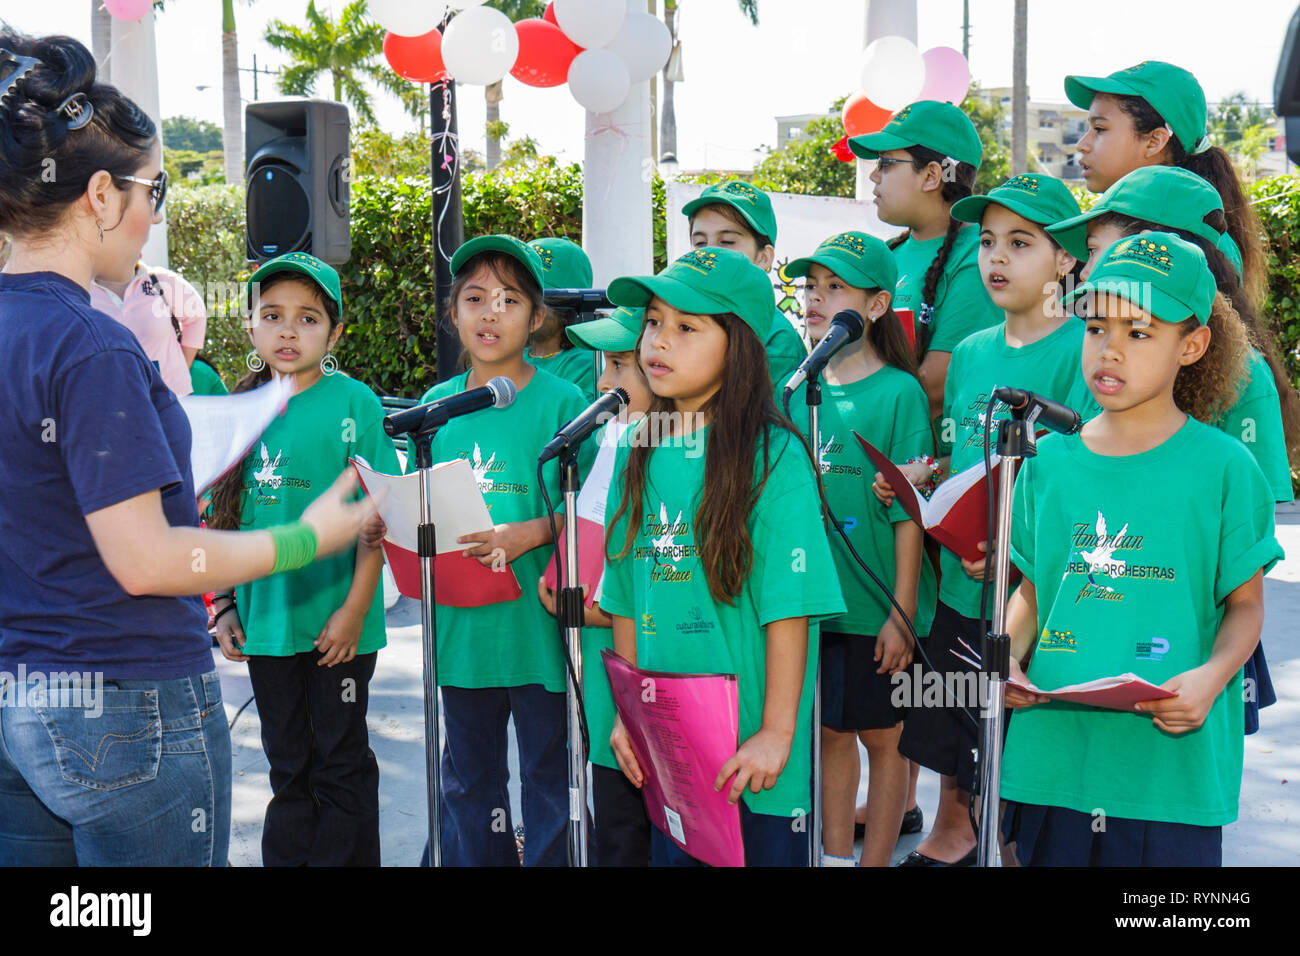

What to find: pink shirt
left=90, top=267, right=207, bottom=397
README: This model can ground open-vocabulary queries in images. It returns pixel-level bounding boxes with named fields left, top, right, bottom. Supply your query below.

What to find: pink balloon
left=105, top=0, right=154, bottom=20
left=919, top=47, right=971, bottom=105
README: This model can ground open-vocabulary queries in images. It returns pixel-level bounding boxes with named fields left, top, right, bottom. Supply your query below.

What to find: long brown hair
left=1173, top=292, right=1250, bottom=425
left=863, top=297, right=920, bottom=379
left=1113, top=94, right=1267, bottom=309
left=206, top=272, right=340, bottom=531
left=1093, top=210, right=1300, bottom=472
left=607, top=311, right=814, bottom=604
left=884, top=145, right=978, bottom=356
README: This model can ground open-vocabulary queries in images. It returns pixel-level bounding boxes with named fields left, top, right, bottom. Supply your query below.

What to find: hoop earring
left=320, top=353, right=338, bottom=376
left=97, top=219, right=103, bottom=243
left=246, top=350, right=265, bottom=373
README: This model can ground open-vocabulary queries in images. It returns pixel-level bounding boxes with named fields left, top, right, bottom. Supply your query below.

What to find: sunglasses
left=116, top=169, right=169, bottom=212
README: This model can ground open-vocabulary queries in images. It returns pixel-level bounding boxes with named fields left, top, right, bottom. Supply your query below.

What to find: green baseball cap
left=248, top=251, right=342, bottom=317
left=785, top=231, right=897, bottom=291
left=528, top=236, right=593, bottom=289
left=450, top=234, right=545, bottom=290
left=608, top=247, right=775, bottom=338
left=566, top=307, right=644, bottom=352
left=848, top=100, right=982, bottom=168
left=1064, top=231, right=1216, bottom=325
left=1064, top=61, right=1210, bottom=156
left=681, top=180, right=778, bottom=245
left=952, top=173, right=1081, bottom=229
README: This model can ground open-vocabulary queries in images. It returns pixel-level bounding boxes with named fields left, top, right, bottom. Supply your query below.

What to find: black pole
left=430, top=35, right=464, bottom=384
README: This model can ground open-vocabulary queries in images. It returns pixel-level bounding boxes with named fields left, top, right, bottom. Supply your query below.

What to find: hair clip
left=56, top=92, right=93, bottom=130
left=0, top=49, right=42, bottom=111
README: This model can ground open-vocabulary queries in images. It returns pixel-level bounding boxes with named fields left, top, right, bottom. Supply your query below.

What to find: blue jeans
left=650, top=802, right=810, bottom=867
left=0, top=670, right=231, bottom=866
left=422, top=684, right=568, bottom=867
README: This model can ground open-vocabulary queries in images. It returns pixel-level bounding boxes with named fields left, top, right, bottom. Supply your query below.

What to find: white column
left=582, top=0, right=653, bottom=285
left=108, top=11, right=168, bottom=268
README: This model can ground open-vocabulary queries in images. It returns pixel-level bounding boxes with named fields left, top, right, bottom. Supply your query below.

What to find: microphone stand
left=412, top=422, right=446, bottom=867
left=557, top=443, right=590, bottom=866
left=975, top=408, right=1035, bottom=867
left=797, top=376, right=826, bottom=868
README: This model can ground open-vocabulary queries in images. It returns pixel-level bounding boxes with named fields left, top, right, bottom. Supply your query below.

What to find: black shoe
left=900, top=806, right=924, bottom=835
left=896, top=846, right=977, bottom=867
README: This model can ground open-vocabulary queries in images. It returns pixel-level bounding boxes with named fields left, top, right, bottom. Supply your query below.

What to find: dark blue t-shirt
left=0, top=271, right=210, bottom=679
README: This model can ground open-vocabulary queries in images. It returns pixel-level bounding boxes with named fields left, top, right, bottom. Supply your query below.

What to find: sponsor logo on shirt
left=1039, top=627, right=1078, bottom=653
left=1135, top=636, right=1170, bottom=661
left=676, top=604, right=715, bottom=636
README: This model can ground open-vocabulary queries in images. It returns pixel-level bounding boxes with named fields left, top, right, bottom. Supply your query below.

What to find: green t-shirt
left=411, top=368, right=590, bottom=692
left=529, top=347, right=599, bottom=404
left=1004, top=417, right=1283, bottom=826
left=1215, top=348, right=1293, bottom=503
left=599, top=423, right=846, bottom=818
left=766, top=307, right=807, bottom=392
left=189, top=359, right=228, bottom=396
left=938, top=320, right=1101, bottom=619
left=787, top=365, right=937, bottom=637
left=891, top=225, right=1001, bottom=355
left=234, top=372, right=400, bottom=657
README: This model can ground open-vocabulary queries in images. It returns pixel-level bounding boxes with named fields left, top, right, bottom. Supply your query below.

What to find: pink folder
left=602, top=650, right=746, bottom=868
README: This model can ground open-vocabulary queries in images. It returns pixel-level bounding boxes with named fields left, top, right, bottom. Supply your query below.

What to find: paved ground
left=217, top=505, right=1300, bottom=867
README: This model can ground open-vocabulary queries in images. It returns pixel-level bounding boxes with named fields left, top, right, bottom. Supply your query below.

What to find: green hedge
left=170, top=168, right=1300, bottom=400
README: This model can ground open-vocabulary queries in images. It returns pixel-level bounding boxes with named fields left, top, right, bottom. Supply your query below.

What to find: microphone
left=383, top=376, right=517, bottom=437
left=538, top=388, right=629, bottom=463
left=542, top=288, right=613, bottom=312
left=783, top=309, right=866, bottom=395
left=992, top=387, right=1082, bottom=435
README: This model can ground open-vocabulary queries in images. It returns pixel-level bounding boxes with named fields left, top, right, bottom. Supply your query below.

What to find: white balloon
left=442, top=7, right=520, bottom=86
left=859, top=36, right=926, bottom=111
left=603, top=11, right=671, bottom=83
left=568, top=49, right=631, bottom=114
left=446, top=0, right=488, bottom=6
left=555, top=0, right=626, bottom=50
left=370, top=0, right=446, bottom=36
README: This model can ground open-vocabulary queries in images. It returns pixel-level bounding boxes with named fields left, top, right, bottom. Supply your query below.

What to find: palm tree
left=221, top=0, right=248, bottom=186
left=660, top=1, right=757, bottom=162
left=264, top=0, right=418, bottom=127
left=484, top=1, right=546, bottom=171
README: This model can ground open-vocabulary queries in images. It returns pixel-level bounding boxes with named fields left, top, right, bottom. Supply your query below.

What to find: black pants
left=591, top=763, right=651, bottom=867
left=247, top=651, right=380, bottom=866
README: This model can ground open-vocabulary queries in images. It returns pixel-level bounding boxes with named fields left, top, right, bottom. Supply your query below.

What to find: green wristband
left=269, top=521, right=319, bottom=574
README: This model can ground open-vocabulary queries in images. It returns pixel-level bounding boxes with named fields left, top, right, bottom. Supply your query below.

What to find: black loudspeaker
left=1274, top=4, right=1300, bottom=165
left=245, top=98, right=350, bottom=265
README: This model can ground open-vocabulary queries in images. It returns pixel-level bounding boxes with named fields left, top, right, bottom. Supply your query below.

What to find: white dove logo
left=1080, top=509, right=1129, bottom=586
left=651, top=502, right=684, bottom=571
left=253, top=442, right=284, bottom=489
left=470, top=442, right=496, bottom=493
left=817, top=433, right=835, bottom=474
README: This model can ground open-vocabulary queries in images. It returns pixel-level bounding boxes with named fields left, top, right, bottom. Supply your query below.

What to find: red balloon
left=383, top=29, right=447, bottom=84
left=830, top=135, right=856, bottom=163
left=842, top=92, right=892, bottom=138
left=543, top=3, right=558, bottom=26
left=511, top=18, right=581, bottom=88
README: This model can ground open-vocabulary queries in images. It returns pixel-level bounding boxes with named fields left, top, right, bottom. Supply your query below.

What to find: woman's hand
left=1004, top=658, right=1049, bottom=709
left=301, top=468, right=376, bottom=559
left=459, top=522, right=536, bottom=568
left=872, top=462, right=931, bottom=506
left=875, top=614, right=914, bottom=675
left=314, top=605, right=364, bottom=667
left=715, top=727, right=794, bottom=805
left=1136, top=665, right=1220, bottom=734
left=213, top=604, right=248, bottom=663
left=358, top=512, right=388, bottom=550
left=961, top=540, right=990, bottom=580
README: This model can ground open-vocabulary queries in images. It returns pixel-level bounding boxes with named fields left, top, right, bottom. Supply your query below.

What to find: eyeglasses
left=874, top=157, right=913, bottom=172
left=116, top=169, right=168, bottom=212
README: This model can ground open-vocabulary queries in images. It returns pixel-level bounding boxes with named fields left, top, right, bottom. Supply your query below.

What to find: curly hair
left=1173, top=292, right=1249, bottom=425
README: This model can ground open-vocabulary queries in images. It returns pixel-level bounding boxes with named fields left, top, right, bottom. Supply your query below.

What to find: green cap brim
left=247, top=258, right=342, bottom=315
left=848, top=130, right=912, bottom=160
left=1064, top=74, right=1142, bottom=112
left=451, top=236, right=545, bottom=290
left=951, top=192, right=1068, bottom=230
left=608, top=274, right=736, bottom=319
left=681, top=195, right=768, bottom=242
left=1064, top=276, right=1197, bottom=325
left=784, top=252, right=892, bottom=290
left=566, top=309, right=643, bottom=352
left=1043, top=209, right=1098, bottom=262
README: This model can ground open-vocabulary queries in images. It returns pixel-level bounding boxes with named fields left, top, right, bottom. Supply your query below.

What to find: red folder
left=855, top=432, right=1000, bottom=563
left=351, top=457, right=522, bottom=608
left=1009, top=673, right=1177, bottom=711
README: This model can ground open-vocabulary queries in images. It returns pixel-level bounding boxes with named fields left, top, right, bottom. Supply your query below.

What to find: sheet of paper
left=602, top=649, right=745, bottom=868
left=181, top=376, right=293, bottom=495
left=1009, top=672, right=1177, bottom=711
left=544, top=420, right=627, bottom=605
